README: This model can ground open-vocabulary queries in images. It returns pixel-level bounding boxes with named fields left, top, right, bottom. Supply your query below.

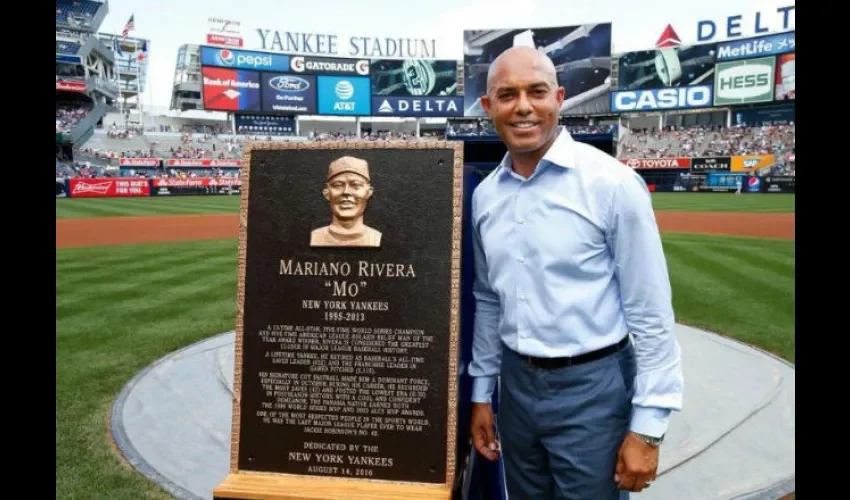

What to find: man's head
left=480, top=46, right=564, bottom=154
left=323, top=156, right=373, bottom=222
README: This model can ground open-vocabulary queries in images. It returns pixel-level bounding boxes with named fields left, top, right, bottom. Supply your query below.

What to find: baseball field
left=55, top=192, right=795, bottom=499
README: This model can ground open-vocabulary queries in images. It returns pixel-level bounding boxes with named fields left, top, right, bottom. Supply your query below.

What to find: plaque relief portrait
left=310, top=156, right=383, bottom=248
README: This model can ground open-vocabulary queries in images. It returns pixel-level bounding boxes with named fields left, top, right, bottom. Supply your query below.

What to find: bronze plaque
left=229, top=141, right=463, bottom=488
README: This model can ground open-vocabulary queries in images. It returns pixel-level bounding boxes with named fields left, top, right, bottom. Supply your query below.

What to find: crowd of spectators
left=56, top=102, right=92, bottom=133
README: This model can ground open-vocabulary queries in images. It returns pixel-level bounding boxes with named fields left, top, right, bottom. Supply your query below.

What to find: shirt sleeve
left=467, top=200, right=503, bottom=404
left=608, top=170, right=684, bottom=438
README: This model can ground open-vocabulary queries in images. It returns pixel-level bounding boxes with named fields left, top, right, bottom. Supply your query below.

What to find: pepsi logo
left=217, top=49, right=235, bottom=66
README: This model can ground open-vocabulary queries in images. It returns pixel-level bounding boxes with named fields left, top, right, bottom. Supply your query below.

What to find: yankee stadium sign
left=257, top=30, right=438, bottom=59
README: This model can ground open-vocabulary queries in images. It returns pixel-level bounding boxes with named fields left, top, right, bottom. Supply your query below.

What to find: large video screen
left=617, top=43, right=716, bottom=90
left=202, top=66, right=261, bottom=112
left=370, top=59, right=459, bottom=96
left=462, top=23, right=613, bottom=117
left=774, top=52, right=795, bottom=101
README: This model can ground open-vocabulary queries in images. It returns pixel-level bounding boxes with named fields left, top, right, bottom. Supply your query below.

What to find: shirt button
left=517, top=218, right=525, bottom=224
left=519, top=294, right=526, bottom=301
left=517, top=257, right=525, bottom=263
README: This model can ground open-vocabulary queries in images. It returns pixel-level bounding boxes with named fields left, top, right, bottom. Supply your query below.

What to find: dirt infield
left=55, top=211, right=794, bottom=248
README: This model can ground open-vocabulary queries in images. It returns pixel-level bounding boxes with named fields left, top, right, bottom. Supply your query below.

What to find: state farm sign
left=620, top=158, right=691, bottom=169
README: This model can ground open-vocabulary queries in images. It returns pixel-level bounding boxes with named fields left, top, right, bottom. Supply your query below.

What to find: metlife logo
left=716, top=31, right=795, bottom=61
left=713, top=57, right=775, bottom=105
left=610, top=85, right=713, bottom=112
left=200, top=46, right=289, bottom=72
left=317, top=76, right=370, bottom=116
left=372, top=96, right=464, bottom=117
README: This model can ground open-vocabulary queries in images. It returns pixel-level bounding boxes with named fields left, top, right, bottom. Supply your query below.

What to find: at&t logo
left=334, top=80, right=356, bottom=111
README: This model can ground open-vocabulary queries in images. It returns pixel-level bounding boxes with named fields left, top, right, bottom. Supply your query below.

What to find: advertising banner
left=730, top=154, right=775, bottom=173
left=372, top=96, right=463, bottom=117
left=234, top=114, right=295, bottom=135
left=207, top=33, right=243, bottom=47
left=620, top=157, right=690, bottom=169
left=260, top=73, right=317, bottom=114
left=119, top=158, right=161, bottom=167
left=616, top=43, right=717, bottom=91
left=713, top=56, right=776, bottom=105
left=716, top=31, right=795, bottom=61
left=151, top=177, right=241, bottom=196
left=202, top=66, right=261, bottom=112
left=317, top=75, right=371, bottom=116
left=290, top=55, right=369, bottom=76
left=56, top=79, right=87, bottom=93
left=610, top=85, right=713, bottom=112
left=165, top=159, right=242, bottom=167
left=774, top=52, right=795, bottom=101
left=200, top=46, right=289, bottom=72
left=763, top=175, right=795, bottom=193
left=463, top=24, right=612, bottom=117
left=690, top=156, right=731, bottom=172
left=68, top=177, right=150, bottom=198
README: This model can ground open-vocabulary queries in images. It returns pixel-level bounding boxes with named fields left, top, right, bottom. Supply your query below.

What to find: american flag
left=122, top=14, right=135, bottom=39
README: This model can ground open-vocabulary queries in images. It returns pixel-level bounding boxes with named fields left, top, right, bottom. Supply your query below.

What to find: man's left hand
left=614, top=432, right=659, bottom=492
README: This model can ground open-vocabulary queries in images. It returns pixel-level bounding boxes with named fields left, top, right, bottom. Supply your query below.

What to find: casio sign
left=716, top=63, right=772, bottom=99
left=268, top=75, right=310, bottom=92
left=611, top=86, right=712, bottom=112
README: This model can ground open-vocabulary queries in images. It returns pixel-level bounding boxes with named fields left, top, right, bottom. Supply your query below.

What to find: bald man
left=467, top=46, right=684, bottom=498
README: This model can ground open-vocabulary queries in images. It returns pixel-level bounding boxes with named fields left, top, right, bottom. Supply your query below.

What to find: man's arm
left=467, top=212, right=502, bottom=404
left=608, top=170, right=684, bottom=438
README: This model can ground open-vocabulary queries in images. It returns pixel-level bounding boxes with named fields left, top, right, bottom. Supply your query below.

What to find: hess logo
left=268, top=75, right=310, bottom=92
left=717, top=63, right=773, bottom=98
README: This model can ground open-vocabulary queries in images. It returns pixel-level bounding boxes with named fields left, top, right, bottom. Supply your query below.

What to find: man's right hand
left=470, top=403, right=499, bottom=461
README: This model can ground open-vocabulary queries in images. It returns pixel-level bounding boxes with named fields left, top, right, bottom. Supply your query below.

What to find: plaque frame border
left=221, top=139, right=465, bottom=497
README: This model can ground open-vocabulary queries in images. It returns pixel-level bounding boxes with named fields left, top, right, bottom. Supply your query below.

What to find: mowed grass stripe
left=688, top=241, right=795, bottom=280
left=56, top=253, right=236, bottom=314
left=651, top=193, right=795, bottom=213
left=56, top=239, right=238, bottom=500
left=661, top=234, right=794, bottom=361
left=56, top=196, right=241, bottom=219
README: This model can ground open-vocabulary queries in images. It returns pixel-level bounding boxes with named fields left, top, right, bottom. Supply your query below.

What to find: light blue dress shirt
left=468, top=127, right=684, bottom=438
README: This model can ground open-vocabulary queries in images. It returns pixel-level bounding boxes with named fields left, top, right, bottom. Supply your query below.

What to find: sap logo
left=743, top=158, right=761, bottom=168
left=268, top=75, right=310, bottom=92
left=716, top=63, right=772, bottom=99
left=611, top=86, right=711, bottom=111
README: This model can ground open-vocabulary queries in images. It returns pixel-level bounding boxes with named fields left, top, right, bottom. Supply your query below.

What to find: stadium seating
left=56, top=40, right=81, bottom=54
left=56, top=0, right=102, bottom=28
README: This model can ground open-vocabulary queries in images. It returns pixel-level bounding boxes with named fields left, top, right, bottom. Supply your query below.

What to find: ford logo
left=269, top=75, right=310, bottom=92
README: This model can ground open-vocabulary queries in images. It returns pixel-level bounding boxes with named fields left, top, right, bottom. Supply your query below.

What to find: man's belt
left=523, top=335, right=630, bottom=369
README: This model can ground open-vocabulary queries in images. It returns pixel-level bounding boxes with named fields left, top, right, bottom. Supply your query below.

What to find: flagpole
left=135, top=39, right=143, bottom=131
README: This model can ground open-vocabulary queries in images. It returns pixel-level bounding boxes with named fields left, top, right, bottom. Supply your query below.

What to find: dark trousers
left=498, top=340, right=635, bottom=500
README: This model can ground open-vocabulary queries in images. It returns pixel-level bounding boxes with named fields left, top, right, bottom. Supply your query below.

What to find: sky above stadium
left=96, top=0, right=795, bottom=109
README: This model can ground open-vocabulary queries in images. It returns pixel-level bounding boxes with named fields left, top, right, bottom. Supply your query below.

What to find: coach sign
left=691, top=157, right=731, bottom=172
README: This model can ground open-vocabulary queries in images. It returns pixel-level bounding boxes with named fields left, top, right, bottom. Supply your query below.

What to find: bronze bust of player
left=310, top=156, right=382, bottom=248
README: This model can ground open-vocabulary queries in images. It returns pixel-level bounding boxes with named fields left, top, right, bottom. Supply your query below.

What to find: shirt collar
left=497, top=126, right=576, bottom=177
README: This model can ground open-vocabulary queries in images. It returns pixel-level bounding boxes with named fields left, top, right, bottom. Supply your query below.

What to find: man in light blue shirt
left=468, top=47, right=684, bottom=499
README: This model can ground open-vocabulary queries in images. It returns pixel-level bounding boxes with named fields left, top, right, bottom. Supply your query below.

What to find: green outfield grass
left=56, top=195, right=241, bottom=219
left=55, top=232, right=795, bottom=499
left=56, top=192, right=795, bottom=219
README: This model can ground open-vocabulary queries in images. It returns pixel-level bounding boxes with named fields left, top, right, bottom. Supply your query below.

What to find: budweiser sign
left=56, top=79, right=87, bottom=93
left=620, top=158, right=690, bottom=169
left=69, top=178, right=150, bottom=198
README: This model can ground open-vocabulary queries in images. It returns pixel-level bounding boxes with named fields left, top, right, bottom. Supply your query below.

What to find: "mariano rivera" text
left=280, top=260, right=416, bottom=278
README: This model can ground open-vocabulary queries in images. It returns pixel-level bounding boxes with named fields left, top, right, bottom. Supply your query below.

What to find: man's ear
left=480, top=95, right=491, bottom=115
left=323, top=187, right=330, bottom=201
left=365, top=186, right=374, bottom=200
left=556, top=86, right=566, bottom=106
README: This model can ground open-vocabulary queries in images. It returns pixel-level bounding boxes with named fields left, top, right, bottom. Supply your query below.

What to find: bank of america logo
left=378, top=100, right=393, bottom=112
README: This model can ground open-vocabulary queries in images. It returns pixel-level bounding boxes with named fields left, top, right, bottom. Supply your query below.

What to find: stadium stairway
left=62, top=101, right=107, bottom=148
